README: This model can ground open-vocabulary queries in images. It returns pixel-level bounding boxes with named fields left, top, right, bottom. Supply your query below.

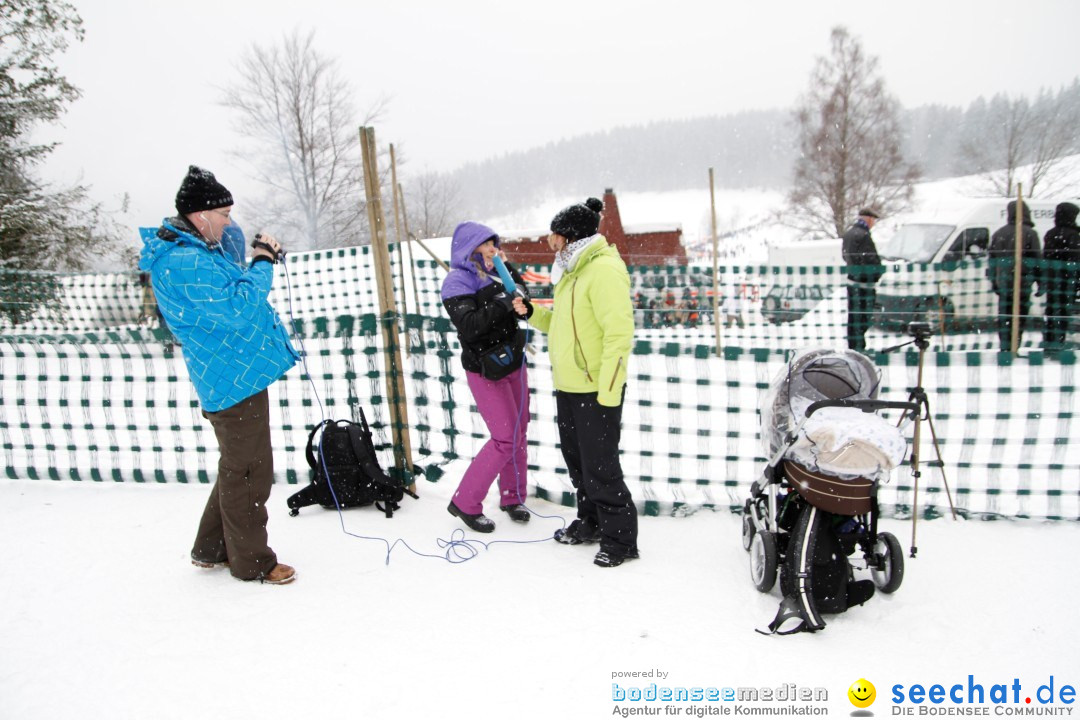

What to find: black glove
left=251, top=234, right=286, bottom=264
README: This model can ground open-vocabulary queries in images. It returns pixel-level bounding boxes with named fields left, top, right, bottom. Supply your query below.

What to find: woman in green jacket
left=514, top=197, right=639, bottom=567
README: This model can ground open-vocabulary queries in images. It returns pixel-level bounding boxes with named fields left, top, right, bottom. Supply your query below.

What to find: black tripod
left=883, top=322, right=958, bottom=558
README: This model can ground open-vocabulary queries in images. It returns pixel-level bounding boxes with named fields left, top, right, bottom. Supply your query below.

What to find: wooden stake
left=408, top=232, right=450, bottom=272
left=389, top=145, right=411, bottom=354
left=709, top=167, right=722, bottom=355
left=359, top=126, right=415, bottom=488
left=1010, top=183, right=1023, bottom=355
left=397, top=182, right=426, bottom=349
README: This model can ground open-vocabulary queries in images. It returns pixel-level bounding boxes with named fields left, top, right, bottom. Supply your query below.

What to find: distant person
left=1042, top=202, right=1080, bottom=352
left=721, top=290, right=745, bottom=328
left=514, top=197, right=639, bottom=568
left=989, top=200, right=1043, bottom=352
left=138, top=166, right=299, bottom=585
left=220, top=222, right=247, bottom=266
left=841, top=208, right=884, bottom=352
left=441, top=221, right=533, bottom=533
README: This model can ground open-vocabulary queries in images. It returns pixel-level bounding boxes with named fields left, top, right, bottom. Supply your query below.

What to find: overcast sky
left=37, top=0, right=1080, bottom=230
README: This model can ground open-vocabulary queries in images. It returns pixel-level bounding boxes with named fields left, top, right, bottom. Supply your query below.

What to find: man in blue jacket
left=139, top=166, right=299, bottom=585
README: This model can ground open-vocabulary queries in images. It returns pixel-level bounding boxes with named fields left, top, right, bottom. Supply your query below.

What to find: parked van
left=875, top=199, right=1059, bottom=331
left=762, top=237, right=844, bottom=323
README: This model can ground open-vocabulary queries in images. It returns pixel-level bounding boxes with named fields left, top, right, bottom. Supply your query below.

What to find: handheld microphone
left=492, top=255, right=519, bottom=296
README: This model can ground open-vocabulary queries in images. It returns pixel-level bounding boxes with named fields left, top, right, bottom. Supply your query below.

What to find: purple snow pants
left=453, top=363, right=530, bottom=514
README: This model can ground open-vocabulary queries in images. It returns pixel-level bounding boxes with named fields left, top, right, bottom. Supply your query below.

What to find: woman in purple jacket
left=441, top=222, right=533, bottom=532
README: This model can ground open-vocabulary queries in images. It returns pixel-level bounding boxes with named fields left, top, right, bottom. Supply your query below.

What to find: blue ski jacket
left=138, top=218, right=298, bottom=412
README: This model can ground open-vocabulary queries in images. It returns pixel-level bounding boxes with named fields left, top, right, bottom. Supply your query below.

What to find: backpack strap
left=756, top=596, right=819, bottom=636
left=305, top=420, right=332, bottom=470
left=345, top=424, right=396, bottom=518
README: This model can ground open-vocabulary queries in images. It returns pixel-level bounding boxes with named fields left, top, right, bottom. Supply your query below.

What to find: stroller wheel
left=750, top=530, right=779, bottom=592
left=870, top=532, right=904, bottom=594
left=741, top=503, right=756, bottom=551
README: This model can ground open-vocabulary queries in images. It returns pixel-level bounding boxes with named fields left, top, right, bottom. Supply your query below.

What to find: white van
left=761, top=237, right=845, bottom=323
left=875, top=199, right=1058, bottom=331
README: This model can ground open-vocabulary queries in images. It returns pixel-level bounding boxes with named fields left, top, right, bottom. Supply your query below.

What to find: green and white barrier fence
left=0, top=247, right=1077, bottom=520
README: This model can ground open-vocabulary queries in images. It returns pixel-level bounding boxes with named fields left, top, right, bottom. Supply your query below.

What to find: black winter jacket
left=1043, top=202, right=1080, bottom=302
left=442, top=265, right=530, bottom=376
left=989, top=201, right=1042, bottom=294
left=842, top=219, right=884, bottom=284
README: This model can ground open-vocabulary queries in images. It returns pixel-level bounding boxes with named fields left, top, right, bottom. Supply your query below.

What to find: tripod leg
left=924, top=412, right=958, bottom=521
left=910, top=416, right=921, bottom=559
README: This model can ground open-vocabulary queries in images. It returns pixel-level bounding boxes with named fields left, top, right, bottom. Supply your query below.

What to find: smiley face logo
left=848, top=679, right=876, bottom=708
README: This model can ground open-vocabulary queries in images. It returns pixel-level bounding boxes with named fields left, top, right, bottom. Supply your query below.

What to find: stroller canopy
left=761, top=349, right=906, bottom=480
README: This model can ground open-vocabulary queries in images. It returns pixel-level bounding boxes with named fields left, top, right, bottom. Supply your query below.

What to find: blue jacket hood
left=138, top=218, right=217, bottom=272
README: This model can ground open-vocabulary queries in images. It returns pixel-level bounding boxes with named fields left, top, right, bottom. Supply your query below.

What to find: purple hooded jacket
left=441, top=221, right=499, bottom=300
left=441, top=221, right=529, bottom=377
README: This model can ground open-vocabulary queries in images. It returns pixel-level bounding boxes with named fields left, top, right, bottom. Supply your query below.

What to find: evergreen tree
left=0, top=0, right=125, bottom=276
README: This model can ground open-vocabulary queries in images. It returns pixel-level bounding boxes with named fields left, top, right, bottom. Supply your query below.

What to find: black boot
left=593, top=547, right=640, bottom=568
left=500, top=504, right=530, bottom=523
left=554, top=519, right=600, bottom=545
left=447, top=502, right=495, bottom=533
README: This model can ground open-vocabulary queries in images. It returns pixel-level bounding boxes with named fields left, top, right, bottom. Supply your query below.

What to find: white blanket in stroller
left=786, top=403, right=908, bottom=481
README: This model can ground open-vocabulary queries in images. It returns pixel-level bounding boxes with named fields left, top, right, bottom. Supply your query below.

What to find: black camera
left=907, top=321, right=932, bottom=339
left=251, top=233, right=286, bottom=263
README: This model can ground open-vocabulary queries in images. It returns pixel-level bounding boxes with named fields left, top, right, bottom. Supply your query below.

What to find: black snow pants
left=555, top=390, right=638, bottom=556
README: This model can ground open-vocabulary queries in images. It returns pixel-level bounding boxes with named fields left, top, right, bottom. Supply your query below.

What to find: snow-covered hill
left=481, top=154, right=1080, bottom=267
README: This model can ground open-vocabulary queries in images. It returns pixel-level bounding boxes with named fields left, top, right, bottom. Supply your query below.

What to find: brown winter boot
left=191, top=556, right=229, bottom=569
left=261, top=563, right=296, bottom=585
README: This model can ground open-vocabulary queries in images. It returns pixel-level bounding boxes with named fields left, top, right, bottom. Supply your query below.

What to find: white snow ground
left=2, top=475, right=1077, bottom=719
left=4, top=158, right=1080, bottom=719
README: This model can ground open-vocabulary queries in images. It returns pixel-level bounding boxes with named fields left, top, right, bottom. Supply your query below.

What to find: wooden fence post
left=1010, top=183, right=1024, bottom=355
left=709, top=167, right=722, bottom=355
left=389, top=144, right=411, bottom=353
left=359, top=126, right=415, bottom=488
left=396, top=183, right=427, bottom=349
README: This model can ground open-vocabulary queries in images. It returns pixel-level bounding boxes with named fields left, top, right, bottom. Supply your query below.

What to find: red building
left=499, top=189, right=686, bottom=267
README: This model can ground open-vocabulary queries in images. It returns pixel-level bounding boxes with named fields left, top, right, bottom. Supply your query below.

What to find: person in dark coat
left=441, top=222, right=533, bottom=532
left=1042, top=202, right=1080, bottom=351
left=989, top=200, right=1043, bottom=351
left=841, top=208, right=884, bottom=352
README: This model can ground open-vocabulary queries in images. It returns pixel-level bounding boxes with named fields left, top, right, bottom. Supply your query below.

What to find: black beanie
left=175, top=165, right=234, bottom=215
left=550, top=197, right=603, bottom=241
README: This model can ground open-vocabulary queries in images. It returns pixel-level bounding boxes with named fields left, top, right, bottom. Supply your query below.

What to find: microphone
left=492, top=255, right=520, bottom=296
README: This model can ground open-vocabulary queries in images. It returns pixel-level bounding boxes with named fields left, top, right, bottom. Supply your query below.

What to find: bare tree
left=405, top=172, right=462, bottom=239
left=789, top=26, right=920, bottom=238
left=222, top=29, right=385, bottom=251
left=961, top=83, right=1080, bottom=197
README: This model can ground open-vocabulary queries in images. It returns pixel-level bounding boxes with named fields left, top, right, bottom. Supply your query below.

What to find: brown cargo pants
left=191, top=389, right=279, bottom=581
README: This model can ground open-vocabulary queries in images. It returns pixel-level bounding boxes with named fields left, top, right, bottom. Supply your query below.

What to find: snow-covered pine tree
left=0, top=0, right=126, bottom=276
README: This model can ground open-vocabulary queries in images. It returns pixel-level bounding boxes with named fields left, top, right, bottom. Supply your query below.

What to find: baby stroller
left=742, top=348, right=917, bottom=635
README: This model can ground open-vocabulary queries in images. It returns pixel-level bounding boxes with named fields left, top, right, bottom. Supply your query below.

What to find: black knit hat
left=175, top=165, right=234, bottom=215
left=550, top=197, right=604, bottom=241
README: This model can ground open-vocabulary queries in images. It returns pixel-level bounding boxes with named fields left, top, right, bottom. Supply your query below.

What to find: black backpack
left=287, top=410, right=405, bottom=518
